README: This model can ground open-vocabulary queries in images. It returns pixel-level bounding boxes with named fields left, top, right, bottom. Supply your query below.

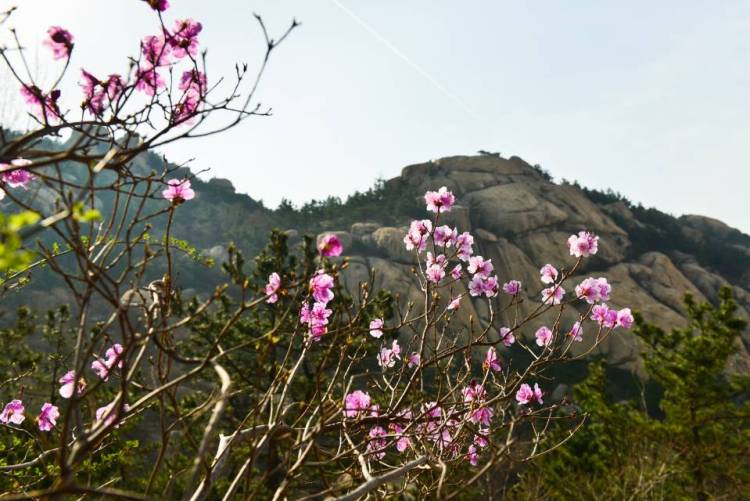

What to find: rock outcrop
left=326, top=155, right=750, bottom=375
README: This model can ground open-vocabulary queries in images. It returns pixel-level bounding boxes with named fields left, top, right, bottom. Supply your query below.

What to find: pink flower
left=515, top=384, right=534, bottom=405
left=426, top=263, right=445, bottom=284
left=502, top=280, right=521, bottom=295
left=300, top=301, right=331, bottom=342
left=484, top=276, right=500, bottom=297
left=541, top=285, right=565, bottom=305
left=378, top=340, right=401, bottom=369
left=535, top=326, right=553, bottom=347
left=79, top=70, right=122, bottom=115
left=403, top=219, right=432, bottom=252
left=407, top=352, right=421, bottom=368
left=91, top=363, right=109, bottom=380
left=470, top=406, right=494, bottom=427
left=483, top=347, right=501, bottom=372
left=366, top=426, right=388, bottom=460
left=171, top=93, right=201, bottom=125
left=516, top=383, right=543, bottom=406
left=309, top=272, right=335, bottom=304
left=499, top=327, right=515, bottom=347
left=463, top=381, right=487, bottom=403
left=591, top=303, right=610, bottom=325
left=540, top=264, right=559, bottom=284
left=79, top=70, right=103, bottom=113
left=179, top=69, right=207, bottom=95
left=467, top=444, right=479, bottom=466
left=596, top=277, right=612, bottom=302
left=91, top=343, right=124, bottom=381
left=144, top=0, right=169, bottom=11
left=142, top=35, right=171, bottom=66
left=167, top=19, right=203, bottom=59
left=343, top=390, right=371, bottom=418
left=162, top=179, right=195, bottom=203
left=44, top=26, right=74, bottom=60
left=59, top=370, right=86, bottom=399
left=468, top=256, right=493, bottom=278
left=369, top=318, right=384, bottom=338
left=20, top=85, right=61, bottom=122
left=533, top=383, right=544, bottom=404
left=37, top=403, right=59, bottom=431
left=426, top=252, right=446, bottom=268
left=455, top=232, right=475, bottom=261
left=450, top=264, right=462, bottom=280
left=616, top=308, right=634, bottom=329
left=568, top=231, right=599, bottom=258
left=468, top=275, right=485, bottom=297
left=592, top=304, right=618, bottom=328
left=1, top=159, right=35, bottom=188
left=424, top=186, right=455, bottom=213
left=433, top=225, right=457, bottom=247
left=95, top=401, right=130, bottom=429
left=569, top=321, right=583, bottom=342
left=447, top=296, right=461, bottom=311
left=0, top=400, right=25, bottom=425
left=264, top=272, right=281, bottom=303
left=474, top=428, right=489, bottom=448
left=469, top=275, right=499, bottom=298
left=318, top=233, right=343, bottom=257
left=575, top=277, right=598, bottom=304
left=576, top=277, right=612, bottom=304
left=135, top=66, right=166, bottom=95
left=391, top=411, right=413, bottom=452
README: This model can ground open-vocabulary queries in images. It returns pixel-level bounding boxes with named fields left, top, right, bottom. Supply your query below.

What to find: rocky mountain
left=6, top=147, right=750, bottom=378
left=300, top=155, right=750, bottom=377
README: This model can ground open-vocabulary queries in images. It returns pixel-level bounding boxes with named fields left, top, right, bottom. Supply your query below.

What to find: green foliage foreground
left=510, top=288, right=750, bottom=500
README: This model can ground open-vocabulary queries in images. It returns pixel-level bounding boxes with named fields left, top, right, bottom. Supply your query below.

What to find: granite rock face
left=330, top=155, right=750, bottom=375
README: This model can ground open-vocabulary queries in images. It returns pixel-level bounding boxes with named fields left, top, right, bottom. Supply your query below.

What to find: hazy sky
left=3, top=0, right=750, bottom=233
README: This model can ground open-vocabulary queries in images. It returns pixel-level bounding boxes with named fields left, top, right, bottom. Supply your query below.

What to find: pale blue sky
left=4, top=0, right=749, bottom=233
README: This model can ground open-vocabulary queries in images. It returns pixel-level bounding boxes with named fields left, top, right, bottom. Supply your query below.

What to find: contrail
left=329, top=0, right=483, bottom=121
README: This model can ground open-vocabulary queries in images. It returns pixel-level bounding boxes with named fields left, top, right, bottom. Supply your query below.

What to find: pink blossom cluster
left=515, top=383, right=544, bottom=406
left=591, top=304, right=634, bottom=330
left=539, top=264, right=566, bottom=305
left=343, top=390, right=376, bottom=419
left=424, top=186, right=455, bottom=213
left=463, top=381, right=494, bottom=427
left=568, top=231, right=599, bottom=258
left=1, top=399, right=59, bottom=432
left=299, top=271, right=336, bottom=341
left=20, top=85, right=61, bottom=122
left=91, top=343, right=124, bottom=381
left=2, top=342, right=130, bottom=432
left=402, top=188, right=506, bottom=299
left=21, top=4, right=208, bottom=126
left=377, top=339, right=401, bottom=369
left=79, top=71, right=124, bottom=116
left=264, top=272, right=281, bottom=304
left=575, top=277, right=611, bottom=304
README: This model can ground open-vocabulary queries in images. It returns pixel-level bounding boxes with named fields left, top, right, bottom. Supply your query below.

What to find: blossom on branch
left=0, top=400, right=25, bottom=425
left=44, top=26, right=74, bottom=59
